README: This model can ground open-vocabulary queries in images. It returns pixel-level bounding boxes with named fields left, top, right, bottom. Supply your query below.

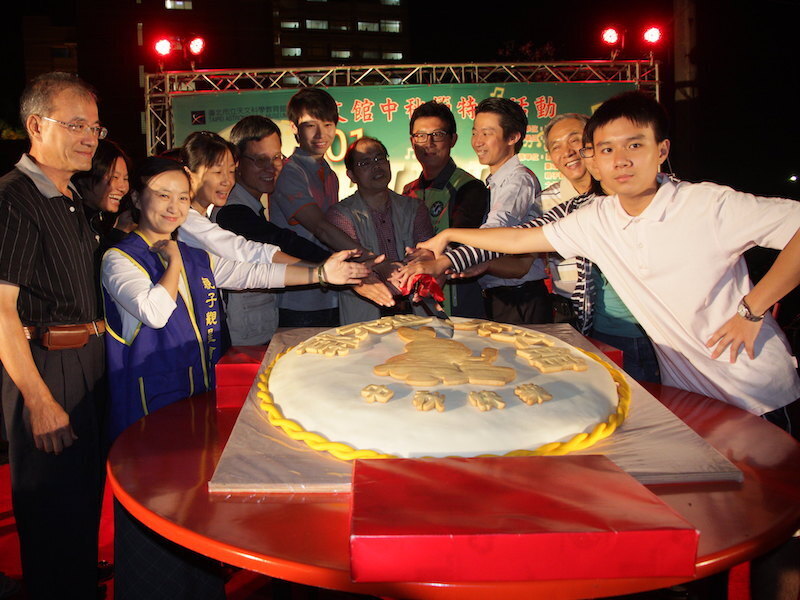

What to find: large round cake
left=258, top=316, right=630, bottom=460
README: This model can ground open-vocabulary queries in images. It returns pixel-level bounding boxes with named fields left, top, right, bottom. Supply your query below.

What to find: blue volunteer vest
left=103, top=231, right=223, bottom=441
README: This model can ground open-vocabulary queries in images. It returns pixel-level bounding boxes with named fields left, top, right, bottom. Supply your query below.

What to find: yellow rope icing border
left=257, top=346, right=631, bottom=462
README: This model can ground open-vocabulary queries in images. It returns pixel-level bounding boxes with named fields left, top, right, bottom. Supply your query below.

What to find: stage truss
left=145, top=60, right=659, bottom=156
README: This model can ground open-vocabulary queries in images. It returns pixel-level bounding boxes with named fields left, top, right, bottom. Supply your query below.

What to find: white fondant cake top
left=267, top=322, right=619, bottom=458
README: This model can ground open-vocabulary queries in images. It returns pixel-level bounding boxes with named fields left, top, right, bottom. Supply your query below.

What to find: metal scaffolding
left=145, top=60, right=659, bottom=156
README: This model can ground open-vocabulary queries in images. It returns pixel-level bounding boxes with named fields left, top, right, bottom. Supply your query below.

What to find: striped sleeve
left=443, top=196, right=587, bottom=273
left=0, top=188, right=39, bottom=287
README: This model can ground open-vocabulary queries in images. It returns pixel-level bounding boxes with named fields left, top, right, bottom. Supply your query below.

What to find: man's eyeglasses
left=578, top=147, right=595, bottom=158
left=354, top=154, right=389, bottom=169
left=40, top=116, right=108, bottom=139
left=410, top=131, right=450, bottom=144
left=241, top=153, right=285, bottom=169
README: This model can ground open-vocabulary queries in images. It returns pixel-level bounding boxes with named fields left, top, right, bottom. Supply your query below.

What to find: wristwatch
left=737, top=297, right=765, bottom=322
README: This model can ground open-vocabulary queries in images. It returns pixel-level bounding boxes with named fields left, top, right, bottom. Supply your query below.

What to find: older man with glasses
left=0, top=72, right=108, bottom=599
left=327, top=136, right=434, bottom=324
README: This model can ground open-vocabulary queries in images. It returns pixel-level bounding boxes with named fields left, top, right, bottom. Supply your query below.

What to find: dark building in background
left=2, top=0, right=409, bottom=164
left=4, top=0, right=799, bottom=201
left=273, top=0, right=409, bottom=65
left=1, top=4, right=78, bottom=172
left=77, top=0, right=272, bottom=158
left=22, top=15, right=77, bottom=79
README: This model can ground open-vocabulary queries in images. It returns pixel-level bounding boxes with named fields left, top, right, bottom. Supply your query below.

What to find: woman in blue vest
left=102, top=156, right=368, bottom=600
left=102, top=157, right=367, bottom=441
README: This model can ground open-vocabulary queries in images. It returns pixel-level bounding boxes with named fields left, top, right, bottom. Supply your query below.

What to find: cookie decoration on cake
left=260, top=317, right=631, bottom=461
left=516, top=345, right=588, bottom=373
left=412, top=391, right=446, bottom=412
left=515, top=383, right=553, bottom=405
left=361, top=384, right=394, bottom=404
left=468, top=390, right=506, bottom=412
left=373, top=335, right=516, bottom=387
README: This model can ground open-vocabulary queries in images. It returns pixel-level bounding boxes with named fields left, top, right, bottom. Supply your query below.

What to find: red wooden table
left=107, top=384, right=800, bottom=599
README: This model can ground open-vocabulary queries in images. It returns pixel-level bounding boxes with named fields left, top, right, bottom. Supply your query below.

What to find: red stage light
left=188, top=37, right=205, bottom=56
left=643, top=27, right=662, bottom=44
left=602, top=28, right=620, bottom=45
left=155, top=38, right=172, bottom=56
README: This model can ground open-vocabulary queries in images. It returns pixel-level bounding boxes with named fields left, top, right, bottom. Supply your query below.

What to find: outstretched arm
left=214, top=204, right=331, bottom=264
left=294, top=203, right=369, bottom=253
left=418, top=226, right=556, bottom=258
left=484, top=254, right=536, bottom=279
left=707, top=228, right=800, bottom=362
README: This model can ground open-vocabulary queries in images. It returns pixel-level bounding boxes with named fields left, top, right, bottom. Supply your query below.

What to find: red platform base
left=351, top=456, right=698, bottom=583
left=214, top=346, right=266, bottom=409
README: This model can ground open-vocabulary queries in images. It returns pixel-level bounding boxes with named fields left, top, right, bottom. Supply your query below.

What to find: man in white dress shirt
left=471, top=97, right=551, bottom=324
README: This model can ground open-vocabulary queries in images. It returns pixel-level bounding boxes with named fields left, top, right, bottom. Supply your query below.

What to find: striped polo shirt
left=0, top=154, right=98, bottom=326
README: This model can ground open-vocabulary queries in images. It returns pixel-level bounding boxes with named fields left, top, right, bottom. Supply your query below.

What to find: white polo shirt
left=542, top=176, right=800, bottom=414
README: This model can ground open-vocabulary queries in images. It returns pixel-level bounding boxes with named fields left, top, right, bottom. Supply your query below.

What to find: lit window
left=306, top=19, right=329, bottom=30
left=330, top=21, right=350, bottom=31
left=164, top=0, right=192, bottom=8
left=380, top=20, right=401, bottom=33
left=282, top=47, right=302, bottom=57
left=357, top=21, right=379, bottom=32
left=331, top=50, right=351, bottom=59
left=382, top=51, right=403, bottom=60
left=381, top=0, right=401, bottom=4
left=362, top=50, right=379, bottom=59
left=281, top=21, right=300, bottom=29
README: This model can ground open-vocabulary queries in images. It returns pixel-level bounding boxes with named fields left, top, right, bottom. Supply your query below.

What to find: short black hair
left=409, top=101, right=457, bottom=136
left=287, top=88, right=339, bottom=125
left=73, top=139, right=131, bottom=204
left=180, top=131, right=238, bottom=174
left=229, top=116, right=281, bottom=155
left=130, top=156, right=190, bottom=232
left=344, top=136, right=388, bottom=171
left=475, top=97, right=528, bottom=154
left=131, top=156, right=188, bottom=198
left=584, top=91, right=669, bottom=146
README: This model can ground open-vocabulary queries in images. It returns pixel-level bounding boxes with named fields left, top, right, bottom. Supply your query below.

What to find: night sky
left=405, top=0, right=799, bottom=199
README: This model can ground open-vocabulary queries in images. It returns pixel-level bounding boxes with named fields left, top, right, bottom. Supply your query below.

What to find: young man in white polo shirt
left=420, top=91, right=800, bottom=426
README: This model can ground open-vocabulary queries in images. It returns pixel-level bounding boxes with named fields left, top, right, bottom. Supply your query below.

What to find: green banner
left=172, top=82, right=634, bottom=198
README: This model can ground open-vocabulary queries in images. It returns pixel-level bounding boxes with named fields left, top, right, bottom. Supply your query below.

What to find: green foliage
left=0, top=119, right=26, bottom=140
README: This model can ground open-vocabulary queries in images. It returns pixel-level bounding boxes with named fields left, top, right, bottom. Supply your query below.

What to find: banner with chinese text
left=171, top=82, right=634, bottom=198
